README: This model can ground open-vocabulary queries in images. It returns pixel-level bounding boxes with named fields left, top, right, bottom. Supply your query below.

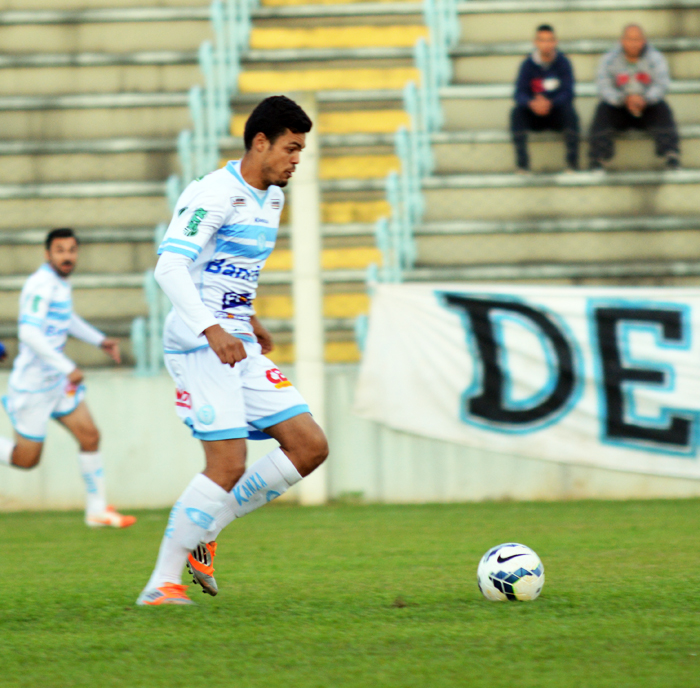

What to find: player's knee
left=11, top=447, right=42, bottom=469
left=80, top=427, right=100, bottom=452
left=301, top=427, right=329, bottom=471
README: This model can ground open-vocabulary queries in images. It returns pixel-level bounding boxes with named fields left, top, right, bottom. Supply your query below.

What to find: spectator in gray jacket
left=589, top=24, right=680, bottom=170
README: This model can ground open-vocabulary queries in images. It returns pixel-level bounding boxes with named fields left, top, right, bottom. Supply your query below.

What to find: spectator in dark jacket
left=511, top=24, right=579, bottom=172
left=589, top=24, right=680, bottom=170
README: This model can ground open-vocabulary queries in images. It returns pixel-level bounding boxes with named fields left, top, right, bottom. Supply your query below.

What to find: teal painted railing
left=374, top=0, right=459, bottom=284
left=360, top=0, right=459, bottom=351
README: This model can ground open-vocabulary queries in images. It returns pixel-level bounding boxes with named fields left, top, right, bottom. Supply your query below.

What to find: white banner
left=354, top=284, right=700, bottom=479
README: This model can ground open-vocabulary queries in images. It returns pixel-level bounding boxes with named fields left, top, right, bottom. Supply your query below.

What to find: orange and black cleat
left=188, top=542, right=218, bottom=596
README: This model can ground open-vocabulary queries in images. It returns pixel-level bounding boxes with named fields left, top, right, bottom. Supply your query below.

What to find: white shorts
left=164, top=341, right=309, bottom=441
left=2, top=381, right=85, bottom=442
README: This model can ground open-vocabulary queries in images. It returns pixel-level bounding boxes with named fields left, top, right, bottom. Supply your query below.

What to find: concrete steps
left=432, top=125, right=700, bottom=173
left=226, top=0, right=431, bottom=362
left=0, top=4, right=219, bottom=368
left=404, top=0, right=700, bottom=287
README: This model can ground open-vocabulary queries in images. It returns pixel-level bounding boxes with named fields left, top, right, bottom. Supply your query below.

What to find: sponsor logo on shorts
left=222, top=291, right=253, bottom=310
left=65, top=383, right=78, bottom=397
left=231, top=196, right=246, bottom=207
left=196, top=405, right=216, bottom=425
left=175, top=389, right=192, bottom=409
left=265, top=368, right=292, bottom=389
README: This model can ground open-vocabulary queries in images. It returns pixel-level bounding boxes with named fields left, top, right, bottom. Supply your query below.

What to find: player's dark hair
left=536, top=24, right=555, bottom=33
left=45, top=227, right=79, bottom=250
left=243, top=95, right=313, bottom=151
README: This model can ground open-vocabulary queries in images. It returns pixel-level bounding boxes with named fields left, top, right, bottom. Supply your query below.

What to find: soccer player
left=0, top=228, right=136, bottom=528
left=136, top=96, right=329, bottom=606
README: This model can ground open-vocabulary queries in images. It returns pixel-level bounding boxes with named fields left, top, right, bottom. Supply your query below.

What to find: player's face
left=260, top=129, right=306, bottom=188
left=534, top=31, right=557, bottom=61
left=622, top=26, right=645, bottom=60
left=46, top=237, right=78, bottom=277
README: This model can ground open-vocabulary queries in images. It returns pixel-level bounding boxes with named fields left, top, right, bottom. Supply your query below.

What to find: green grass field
left=1, top=499, right=699, bottom=688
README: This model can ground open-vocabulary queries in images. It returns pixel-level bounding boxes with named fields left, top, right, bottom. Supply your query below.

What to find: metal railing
left=372, top=0, right=460, bottom=290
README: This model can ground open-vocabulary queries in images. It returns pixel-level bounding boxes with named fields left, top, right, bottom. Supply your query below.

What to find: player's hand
left=204, top=324, right=247, bottom=367
left=68, top=368, right=84, bottom=385
left=251, top=316, right=274, bottom=355
left=100, top=338, right=121, bottom=364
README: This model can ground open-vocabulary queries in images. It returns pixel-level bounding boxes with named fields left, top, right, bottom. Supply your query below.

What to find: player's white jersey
left=10, top=264, right=74, bottom=393
left=158, top=160, right=284, bottom=352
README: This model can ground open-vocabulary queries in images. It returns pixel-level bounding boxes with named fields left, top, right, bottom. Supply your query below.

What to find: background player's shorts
left=2, top=381, right=85, bottom=442
left=164, top=341, right=310, bottom=441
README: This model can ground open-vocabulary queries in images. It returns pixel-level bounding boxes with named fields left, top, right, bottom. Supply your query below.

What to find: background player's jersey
left=10, top=264, right=75, bottom=392
left=157, top=160, right=284, bottom=352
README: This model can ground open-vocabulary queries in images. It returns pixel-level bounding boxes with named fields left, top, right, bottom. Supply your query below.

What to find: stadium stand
left=2, top=0, right=698, bottom=367
left=0, top=0, right=212, bottom=366
left=405, top=0, right=700, bottom=284
left=221, top=0, right=430, bottom=363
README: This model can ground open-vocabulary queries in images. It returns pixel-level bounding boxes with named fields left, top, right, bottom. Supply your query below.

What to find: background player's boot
left=85, top=505, right=137, bottom=528
left=187, top=542, right=218, bottom=596
left=136, top=583, right=195, bottom=606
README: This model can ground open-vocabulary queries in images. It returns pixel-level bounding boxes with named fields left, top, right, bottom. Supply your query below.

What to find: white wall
left=1, top=366, right=699, bottom=511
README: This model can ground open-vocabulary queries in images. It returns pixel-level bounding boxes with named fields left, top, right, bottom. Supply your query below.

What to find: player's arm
left=68, top=313, right=121, bottom=364
left=18, top=283, right=81, bottom=381
left=250, top=315, right=274, bottom=355
left=154, top=196, right=246, bottom=367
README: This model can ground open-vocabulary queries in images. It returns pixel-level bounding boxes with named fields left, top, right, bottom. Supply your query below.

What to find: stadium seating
left=2, top=0, right=698, bottom=368
left=0, top=0, right=212, bottom=366
left=407, top=0, right=700, bottom=284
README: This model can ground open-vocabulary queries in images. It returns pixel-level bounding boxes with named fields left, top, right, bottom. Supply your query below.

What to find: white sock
left=146, top=473, right=228, bottom=589
left=78, top=451, right=107, bottom=516
left=0, top=437, right=13, bottom=466
left=204, top=447, right=302, bottom=543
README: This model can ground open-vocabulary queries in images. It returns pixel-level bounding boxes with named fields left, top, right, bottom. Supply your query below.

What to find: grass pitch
left=1, top=499, right=699, bottom=688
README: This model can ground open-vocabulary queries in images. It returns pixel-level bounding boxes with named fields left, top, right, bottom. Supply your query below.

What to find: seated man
left=511, top=24, right=579, bottom=173
left=589, top=23, right=680, bottom=170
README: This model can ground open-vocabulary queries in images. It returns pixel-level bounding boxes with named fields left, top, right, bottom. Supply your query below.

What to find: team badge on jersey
left=231, top=196, right=246, bottom=207
left=271, top=198, right=281, bottom=210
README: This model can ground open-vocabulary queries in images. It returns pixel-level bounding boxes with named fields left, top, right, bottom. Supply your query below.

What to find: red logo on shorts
left=176, top=389, right=192, bottom=409
left=265, top=368, right=292, bottom=389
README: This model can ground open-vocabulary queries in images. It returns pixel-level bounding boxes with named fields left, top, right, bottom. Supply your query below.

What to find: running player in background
left=0, top=228, right=136, bottom=529
left=137, top=96, right=328, bottom=606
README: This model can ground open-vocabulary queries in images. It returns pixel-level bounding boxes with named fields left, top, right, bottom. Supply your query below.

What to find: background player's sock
left=146, top=473, right=227, bottom=588
left=0, top=437, right=14, bottom=465
left=205, top=447, right=302, bottom=542
left=78, top=451, right=107, bottom=515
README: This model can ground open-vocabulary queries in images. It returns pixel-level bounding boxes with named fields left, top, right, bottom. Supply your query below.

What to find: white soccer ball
left=477, top=543, right=545, bottom=601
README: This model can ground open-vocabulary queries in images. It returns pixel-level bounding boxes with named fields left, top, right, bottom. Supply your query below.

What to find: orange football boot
left=85, top=505, right=137, bottom=529
left=136, top=583, right=194, bottom=606
left=187, top=542, right=218, bottom=596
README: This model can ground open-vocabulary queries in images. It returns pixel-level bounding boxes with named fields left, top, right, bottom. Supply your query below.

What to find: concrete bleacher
left=0, top=0, right=213, bottom=367
left=224, top=0, right=431, bottom=363
left=409, top=0, right=700, bottom=285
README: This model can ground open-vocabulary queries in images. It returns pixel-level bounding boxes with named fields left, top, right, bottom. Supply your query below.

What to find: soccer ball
left=477, top=543, right=545, bottom=601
